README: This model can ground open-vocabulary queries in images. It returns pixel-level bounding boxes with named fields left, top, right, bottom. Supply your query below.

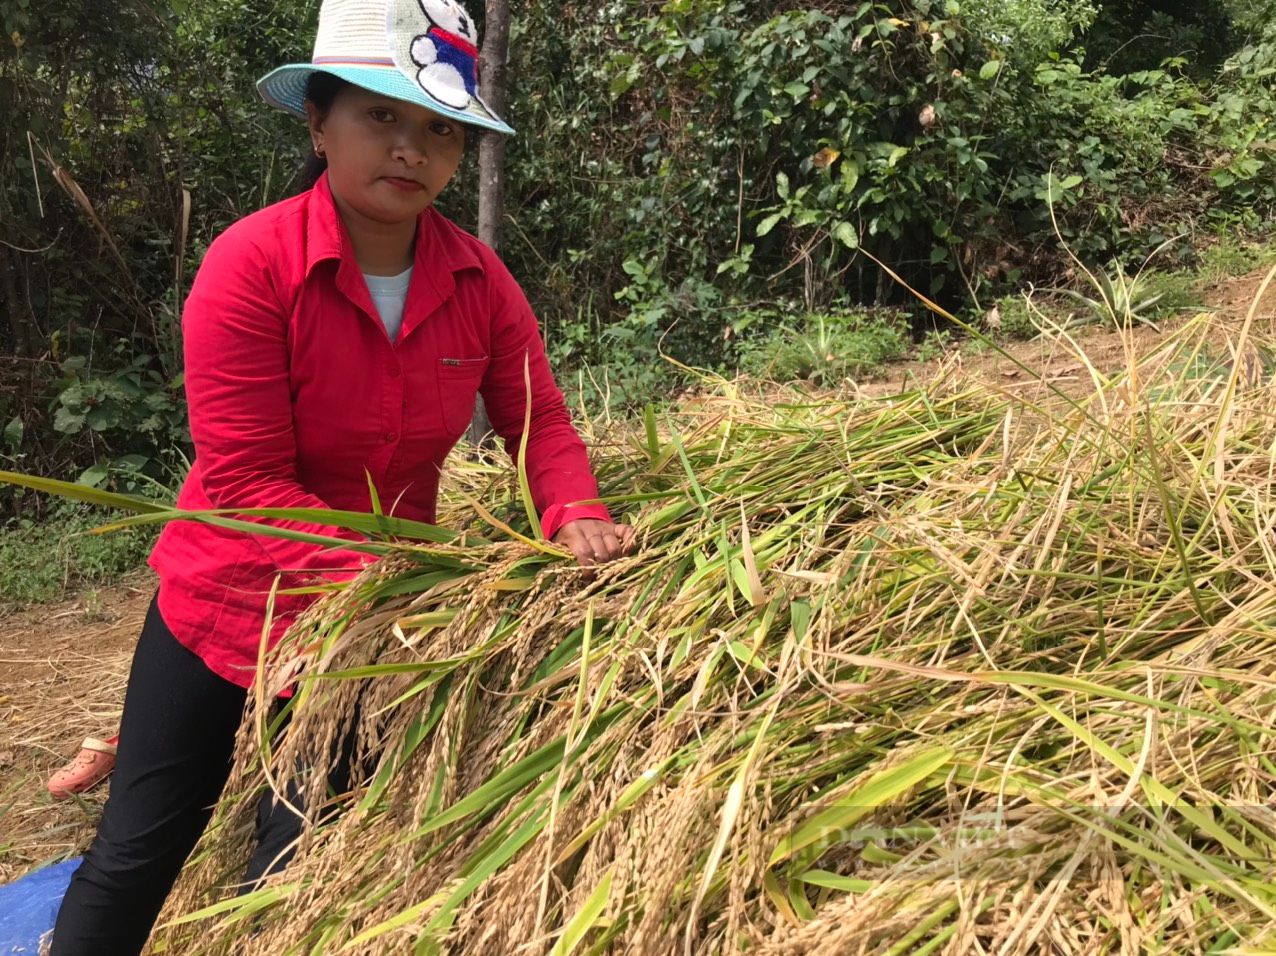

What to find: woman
left=50, top=1, right=634, bottom=951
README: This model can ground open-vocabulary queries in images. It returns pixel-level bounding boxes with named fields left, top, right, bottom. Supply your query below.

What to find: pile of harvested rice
left=129, top=309, right=1276, bottom=954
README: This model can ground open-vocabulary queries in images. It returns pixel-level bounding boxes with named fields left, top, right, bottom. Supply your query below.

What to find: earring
left=314, top=144, right=325, bottom=158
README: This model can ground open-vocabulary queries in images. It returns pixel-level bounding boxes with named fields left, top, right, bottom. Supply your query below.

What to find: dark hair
left=294, top=72, right=352, bottom=194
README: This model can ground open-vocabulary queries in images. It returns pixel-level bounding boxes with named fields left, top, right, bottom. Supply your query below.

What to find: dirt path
left=1, top=264, right=1273, bottom=886
left=0, top=573, right=152, bottom=882
left=861, top=266, right=1276, bottom=400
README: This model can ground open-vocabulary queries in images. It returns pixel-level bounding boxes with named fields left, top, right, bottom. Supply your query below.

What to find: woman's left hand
left=552, top=518, right=638, bottom=576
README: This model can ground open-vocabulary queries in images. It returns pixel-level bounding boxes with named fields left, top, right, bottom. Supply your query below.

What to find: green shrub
left=736, top=310, right=910, bottom=384
left=0, top=503, right=156, bottom=605
left=1197, top=235, right=1276, bottom=282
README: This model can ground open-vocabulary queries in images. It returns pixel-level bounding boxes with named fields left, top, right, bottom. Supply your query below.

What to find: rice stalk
left=118, top=310, right=1276, bottom=954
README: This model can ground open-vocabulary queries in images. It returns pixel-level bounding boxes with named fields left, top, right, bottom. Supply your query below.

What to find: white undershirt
left=362, top=266, right=413, bottom=343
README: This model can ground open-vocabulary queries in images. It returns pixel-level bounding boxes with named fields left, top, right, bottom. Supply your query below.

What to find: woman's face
left=306, top=84, right=465, bottom=226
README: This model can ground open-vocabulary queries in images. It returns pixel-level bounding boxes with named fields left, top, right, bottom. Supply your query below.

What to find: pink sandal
left=48, top=734, right=120, bottom=798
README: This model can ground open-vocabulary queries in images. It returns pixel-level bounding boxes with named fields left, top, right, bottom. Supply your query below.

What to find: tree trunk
left=468, top=0, right=512, bottom=448
left=0, top=245, right=36, bottom=359
left=476, top=0, right=511, bottom=253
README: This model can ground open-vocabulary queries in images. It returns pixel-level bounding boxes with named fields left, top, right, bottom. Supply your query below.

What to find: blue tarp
left=0, top=858, right=81, bottom=954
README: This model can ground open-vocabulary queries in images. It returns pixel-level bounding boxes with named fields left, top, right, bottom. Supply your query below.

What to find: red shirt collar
left=304, top=172, right=483, bottom=279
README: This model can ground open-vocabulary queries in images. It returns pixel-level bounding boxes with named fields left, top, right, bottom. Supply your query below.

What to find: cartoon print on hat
left=389, top=0, right=498, bottom=118
left=409, top=0, right=476, bottom=109
left=256, top=0, right=512, bottom=135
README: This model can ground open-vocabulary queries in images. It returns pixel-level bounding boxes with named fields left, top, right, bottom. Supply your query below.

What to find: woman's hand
left=552, top=518, right=638, bottom=576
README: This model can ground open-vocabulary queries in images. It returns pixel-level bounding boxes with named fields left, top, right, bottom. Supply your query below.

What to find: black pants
left=50, top=595, right=318, bottom=955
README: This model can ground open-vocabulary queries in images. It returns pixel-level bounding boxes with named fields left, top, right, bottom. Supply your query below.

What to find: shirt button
left=388, top=365, right=401, bottom=379
left=384, top=432, right=397, bottom=443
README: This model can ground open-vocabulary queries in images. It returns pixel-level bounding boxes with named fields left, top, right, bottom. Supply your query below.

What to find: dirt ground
left=1, top=264, right=1274, bottom=887
left=0, top=574, right=151, bottom=882
left=858, top=265, right=1276, bottom=400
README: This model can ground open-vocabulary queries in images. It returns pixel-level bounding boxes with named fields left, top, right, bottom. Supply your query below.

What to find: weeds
left=1047, top=259, right=1167, bottom=330
left=0, top=503, right=156, bottom=605
left=1196, top=232, right=1276, bottom=284
left=735, top=310, right=910, bottom=384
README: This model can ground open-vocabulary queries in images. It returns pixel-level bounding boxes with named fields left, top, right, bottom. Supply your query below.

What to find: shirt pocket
left=436, top=355, right=489, bottom=436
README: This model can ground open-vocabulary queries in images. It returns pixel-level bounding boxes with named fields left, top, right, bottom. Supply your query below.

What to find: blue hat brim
left=257, top=63, right=514, bottom=136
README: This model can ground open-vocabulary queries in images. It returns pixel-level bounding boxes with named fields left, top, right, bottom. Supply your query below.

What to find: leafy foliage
left=0, top=0, right=312, bottom=510
left=500, top=0, right=1276, bottom=373
left=5, top=0, right=1276, bottom=498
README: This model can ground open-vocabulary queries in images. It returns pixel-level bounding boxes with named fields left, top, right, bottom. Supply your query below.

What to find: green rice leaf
left=769, top=748, right=953, bottom=868
left=518, top=350, right=544, bottom=541
left=549, top=865, right=615, bottom=956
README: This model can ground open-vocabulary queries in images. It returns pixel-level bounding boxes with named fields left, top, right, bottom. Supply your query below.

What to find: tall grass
left=12, top=296, right=1276, bottom=953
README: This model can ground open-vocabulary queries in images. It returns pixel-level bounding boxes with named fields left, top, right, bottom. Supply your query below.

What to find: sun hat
left=257, top=0, right=513, bottom=135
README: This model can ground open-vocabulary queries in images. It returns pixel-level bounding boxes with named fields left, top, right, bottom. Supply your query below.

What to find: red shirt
left=148, top=174, right=609, bottom=688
